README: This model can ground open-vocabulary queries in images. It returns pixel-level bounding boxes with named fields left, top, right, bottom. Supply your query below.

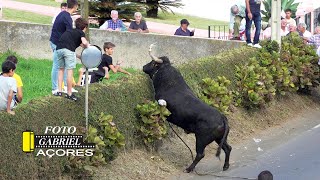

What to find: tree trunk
left=146, top=0, right=159, bottom=18
left=80, top=0, right=90, bottom=40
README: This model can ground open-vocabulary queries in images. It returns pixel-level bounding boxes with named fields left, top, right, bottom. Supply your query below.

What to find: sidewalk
left=2, top=0, right=59, bottom=16
left=2, top=0, right=221, bottom=38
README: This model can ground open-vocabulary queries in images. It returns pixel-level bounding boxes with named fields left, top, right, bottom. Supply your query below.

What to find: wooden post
left=80, top=0, right=89, bottom=40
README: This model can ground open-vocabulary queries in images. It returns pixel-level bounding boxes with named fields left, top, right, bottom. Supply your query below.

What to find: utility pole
left=80, top=0, right=89, bottom=40
left=271, top=0, right=281, bottom=47
left=80, top=0, right=90, bottom=134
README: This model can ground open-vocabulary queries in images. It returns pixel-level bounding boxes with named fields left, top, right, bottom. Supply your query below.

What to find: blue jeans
left=50, top=41, right=67, bottom=90
left=245, top=11, right=261, bottom=45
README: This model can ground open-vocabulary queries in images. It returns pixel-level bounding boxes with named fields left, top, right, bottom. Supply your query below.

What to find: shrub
left=236, top=36, right=319, bottom=108
left=282, top=33, right=320, bottom=90
left=235, top=58, right=276, bottom=108
left=66, top=113, right=125, bottom=178
left=179, top=47, right=258, bottom=94
left=135, top=100, right=171, bottom=145
left=257, top=41, right=297, bottom=95
left=0, top=74, right=153, bottom=180
left=199, top=76, right=233, bottom=114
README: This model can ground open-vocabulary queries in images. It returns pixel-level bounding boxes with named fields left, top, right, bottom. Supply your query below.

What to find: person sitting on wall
left=77, top=42, right=131, bottom=86
left=0, top=61, right=17, bottom=115
left=286, top=24, right=298, bottom=36
left=280, top=18, right=289, bottom=36
left=297, top=22, right=312, bottom=39
left=5, top=55, right=23, bottom=103
left=262, top=19, right=272, bottom=40
left=174, top=19, right=195, bottom=37
left=263, top=18, right=289, bottom=39
left=305, top=26, right=320, bottom=49
left=128, top=12, right=149, bottom=33
left=99, top=10, right=126, bottom=31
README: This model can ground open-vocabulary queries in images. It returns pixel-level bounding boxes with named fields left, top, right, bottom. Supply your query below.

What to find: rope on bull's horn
left=167, top=121, right=257, bottom=180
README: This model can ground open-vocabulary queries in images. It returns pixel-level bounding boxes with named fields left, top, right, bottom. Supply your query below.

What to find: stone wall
left=0, top=21, right=244, bottom=69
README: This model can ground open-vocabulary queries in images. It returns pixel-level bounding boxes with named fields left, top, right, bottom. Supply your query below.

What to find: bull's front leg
left=184, top=134, right=206, bottom=173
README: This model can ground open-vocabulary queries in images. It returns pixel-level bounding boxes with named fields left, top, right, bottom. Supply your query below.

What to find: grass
left=3, top=8, right=53, bottom=24
left=12, top=0, right=60, bottom=7
left=0, top=52, right=135, bottom=104
left=144, top=11, right=228, bottom=30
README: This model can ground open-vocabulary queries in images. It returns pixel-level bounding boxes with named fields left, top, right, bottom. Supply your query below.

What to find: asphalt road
left=171, top=110, right=320, bottom=180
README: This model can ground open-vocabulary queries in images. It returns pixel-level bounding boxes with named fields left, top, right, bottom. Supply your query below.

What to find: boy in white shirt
left=0, top=61, right=17, bottom=115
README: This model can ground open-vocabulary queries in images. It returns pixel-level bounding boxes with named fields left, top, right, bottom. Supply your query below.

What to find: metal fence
left=208, top=25, right=229, bottom=39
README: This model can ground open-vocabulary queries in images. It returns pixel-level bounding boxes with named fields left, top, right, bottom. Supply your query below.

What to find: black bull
left=143, top=56, right=232, bottom=173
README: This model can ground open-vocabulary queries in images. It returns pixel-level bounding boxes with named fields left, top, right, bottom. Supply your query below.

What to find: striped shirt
left=308, top=34, right=320, bottom=50
left=107, top=19, right=124, bottom=30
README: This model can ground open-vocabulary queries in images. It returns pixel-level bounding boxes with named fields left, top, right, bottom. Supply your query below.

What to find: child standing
left=0, top=61, right=17, bottom=115
left=55, top=18, right=89, bottom=101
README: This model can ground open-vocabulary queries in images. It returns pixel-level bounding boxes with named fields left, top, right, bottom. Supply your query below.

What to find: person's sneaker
left=247, top=43, right=253, bottom=47
left=63, top=86, right=78, bottom=93
left=52, top=89, right=59, bottom=95
left=253, top=44, right=262, bottom=48
left=230, top=37, right=241, bottom=40
left=72, top=88, right=78, bottom=93
left=53, top=91, right=63, bottom=97
left=65, top=93, right=78, bottom=101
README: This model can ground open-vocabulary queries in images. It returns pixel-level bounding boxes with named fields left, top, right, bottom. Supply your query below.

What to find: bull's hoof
left=184, top=167, right=193, bottom=173
left=223, top=164, right=230, bottom=171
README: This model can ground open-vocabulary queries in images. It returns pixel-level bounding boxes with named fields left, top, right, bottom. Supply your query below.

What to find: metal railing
left=208, top=25, right=229, bottom=39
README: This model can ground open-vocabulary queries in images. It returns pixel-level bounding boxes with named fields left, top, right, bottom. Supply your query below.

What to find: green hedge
left=180, top=47, right=256, bottom=94
left=0, top=46, right=256, bottom=179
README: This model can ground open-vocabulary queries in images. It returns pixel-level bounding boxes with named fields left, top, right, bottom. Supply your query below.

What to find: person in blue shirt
left=174, top=19, right=195, bottom=37
left=245, top=0, right=262, bottom=48
left=49, top=0, right=78, bottom=95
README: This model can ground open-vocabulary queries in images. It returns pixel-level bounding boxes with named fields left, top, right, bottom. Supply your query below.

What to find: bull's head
left=143, top=43, right=170, bottom=78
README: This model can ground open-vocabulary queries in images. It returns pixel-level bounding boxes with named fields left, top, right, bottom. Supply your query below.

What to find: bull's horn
left=149, top=43, right=163, bottom=63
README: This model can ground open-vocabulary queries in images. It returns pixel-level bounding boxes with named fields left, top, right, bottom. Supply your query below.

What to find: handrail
left=208, top=25, right=229, bottom=39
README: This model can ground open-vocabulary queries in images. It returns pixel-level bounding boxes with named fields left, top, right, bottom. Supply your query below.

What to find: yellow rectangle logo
left=22, top=131, right=34, bottom=153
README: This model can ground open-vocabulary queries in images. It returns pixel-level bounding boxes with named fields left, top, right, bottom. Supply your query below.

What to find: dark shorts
left=79, top=72, right=104, bottom=86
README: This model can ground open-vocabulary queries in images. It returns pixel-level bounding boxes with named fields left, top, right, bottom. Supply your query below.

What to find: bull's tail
left=216, top=115, right=229, bottom=158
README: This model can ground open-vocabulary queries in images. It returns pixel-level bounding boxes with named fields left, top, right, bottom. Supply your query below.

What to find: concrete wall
left=0, top=21, right=244, bottom=69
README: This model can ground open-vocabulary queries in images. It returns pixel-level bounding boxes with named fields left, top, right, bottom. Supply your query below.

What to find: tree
left=145, top=0, right=184, bottom=18
left=261, top=0, right=299, bottom=22
left=89, top=0, right=144, bottom=25
left=80, top=0, right=90, bottom=39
